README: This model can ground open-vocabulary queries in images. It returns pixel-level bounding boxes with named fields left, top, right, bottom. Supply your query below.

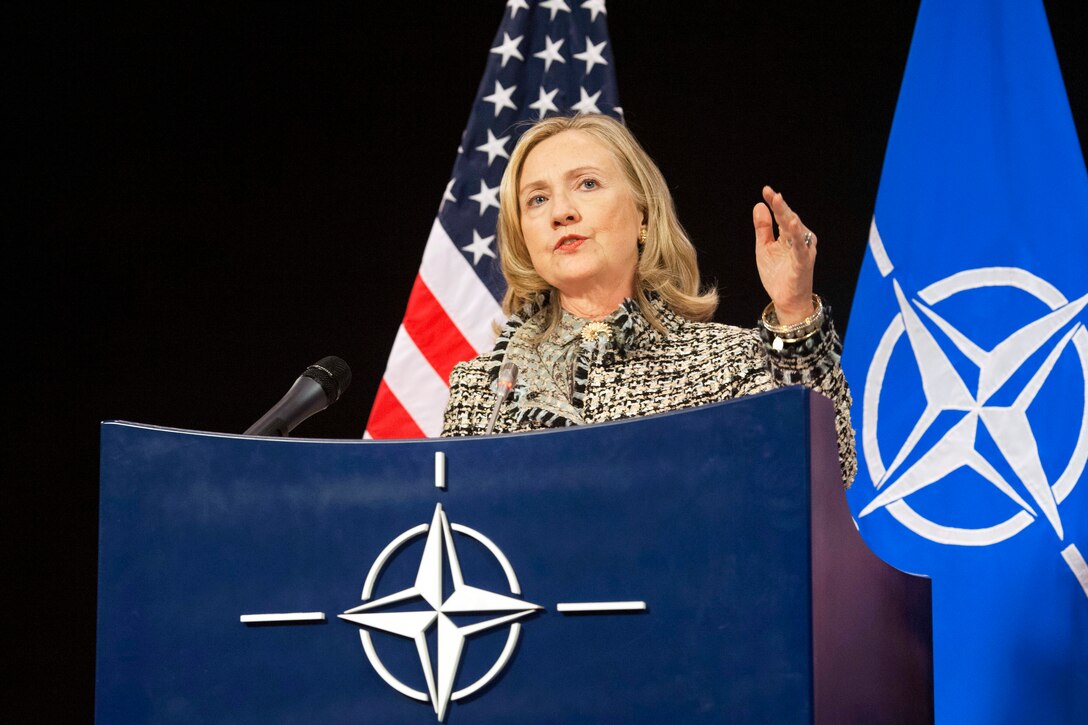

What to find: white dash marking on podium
left=240, top=612, right=326, bottom=624
left=555, top=601, right=647, bottom=613
left=435, top=451, right=447, bottom=489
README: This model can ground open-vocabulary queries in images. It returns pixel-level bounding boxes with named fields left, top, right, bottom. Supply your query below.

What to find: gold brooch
left=580, top=321, right=613, bottom=342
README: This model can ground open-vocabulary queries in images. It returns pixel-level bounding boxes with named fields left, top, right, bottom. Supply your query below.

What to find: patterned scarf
left=487, top=291, right=676, bottom=427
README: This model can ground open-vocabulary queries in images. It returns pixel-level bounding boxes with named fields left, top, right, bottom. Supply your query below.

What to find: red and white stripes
left=365, top=219, right=503, bottom=438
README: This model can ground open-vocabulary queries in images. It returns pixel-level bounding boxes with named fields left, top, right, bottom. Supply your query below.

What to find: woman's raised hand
left=752, top=185, right=817, bottom=325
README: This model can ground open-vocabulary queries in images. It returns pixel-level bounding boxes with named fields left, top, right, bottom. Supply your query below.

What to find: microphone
left=244, top=356, right=352, bottom=437
left=484, top=362, right=518, bottom=435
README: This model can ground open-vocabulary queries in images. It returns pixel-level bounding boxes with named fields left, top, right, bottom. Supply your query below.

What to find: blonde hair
left=497, top=114, right=718, bottom=335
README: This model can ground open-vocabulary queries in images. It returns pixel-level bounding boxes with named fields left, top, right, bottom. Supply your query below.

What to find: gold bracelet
left=762, top=294, right=823, bottom=335
left=771, top=325, right=822, bottom=344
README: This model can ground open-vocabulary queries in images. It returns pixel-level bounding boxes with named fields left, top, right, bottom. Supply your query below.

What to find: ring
left=803, top=232, right=813, bottom=247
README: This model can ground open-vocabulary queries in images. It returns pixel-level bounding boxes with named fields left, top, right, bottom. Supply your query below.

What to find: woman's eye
left=581, top=179, right=598, bottom=190
left=528, top=194, right=546, bottom=207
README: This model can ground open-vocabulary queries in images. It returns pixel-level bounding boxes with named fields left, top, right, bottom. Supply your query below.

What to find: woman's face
left=517, top=130, right=642, bottom=307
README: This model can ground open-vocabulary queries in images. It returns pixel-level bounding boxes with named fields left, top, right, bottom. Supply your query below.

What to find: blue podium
left=96, top=387, right=932, bottom=723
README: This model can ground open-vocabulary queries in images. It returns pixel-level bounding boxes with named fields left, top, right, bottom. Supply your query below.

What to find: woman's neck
left=556, top=282, right=634, bottom=320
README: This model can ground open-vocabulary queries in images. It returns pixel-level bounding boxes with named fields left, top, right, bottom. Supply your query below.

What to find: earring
left=638, top=225, right=648, bottom=247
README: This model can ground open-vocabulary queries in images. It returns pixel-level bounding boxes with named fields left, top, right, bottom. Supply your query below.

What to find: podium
left=96, top=387, right=932, bottom=723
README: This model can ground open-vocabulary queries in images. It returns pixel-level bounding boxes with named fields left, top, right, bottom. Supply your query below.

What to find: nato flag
left=842, top=1, right=1088, bottom=723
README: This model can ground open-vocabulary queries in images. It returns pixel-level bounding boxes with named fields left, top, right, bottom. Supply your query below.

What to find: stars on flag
left=506, top=0, right=530, bottom=19
left=534, top=36, right=566, bottom=72
left=571, top=87, right=603, bottom=114
left=469, top=180, right=501, bottom=216
left=581, top=0, right=607, bottom=22
left=461, top=230, right=498, bottom=265
left=573, top=37, right=608, bottom=74
left=490, top=32, right=525, bottom=67
left=529, top=86, right=561, bottom=118
left=475, top=129, right=512, bottom=166
left=483, top=81, right=519, bottom=117
left=540, top=0, right=572, bottom=22
left=440, top=178, right=457, bottom=210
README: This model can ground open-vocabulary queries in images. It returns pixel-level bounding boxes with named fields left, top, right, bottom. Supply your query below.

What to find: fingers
left=761, top=185, right=816, bottom=249
left=761, top=184, right=778, bottom=209
left=763, top=185, right=799, bottom=241
left=753, top=202, right=774, bottom=246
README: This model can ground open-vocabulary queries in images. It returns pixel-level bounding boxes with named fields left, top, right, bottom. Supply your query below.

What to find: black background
left=13, top=1, right=1086, bottom=718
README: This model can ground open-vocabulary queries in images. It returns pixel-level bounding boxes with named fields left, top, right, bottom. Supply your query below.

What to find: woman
left=441, top=114, right=855, bottom=487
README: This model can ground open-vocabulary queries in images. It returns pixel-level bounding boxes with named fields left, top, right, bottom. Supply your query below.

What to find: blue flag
left=842, top=1, right=1088, bottom=722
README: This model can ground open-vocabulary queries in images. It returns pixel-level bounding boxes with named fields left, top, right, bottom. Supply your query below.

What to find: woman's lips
left=554, top=235, right=586, bottom=252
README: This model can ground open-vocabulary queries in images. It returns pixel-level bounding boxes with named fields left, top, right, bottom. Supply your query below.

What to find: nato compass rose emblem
left=338, top=502, right=540, bottom=722
left=855, top=225, right=1088, bottom=594
left=241, top=453, right=647, bottom=721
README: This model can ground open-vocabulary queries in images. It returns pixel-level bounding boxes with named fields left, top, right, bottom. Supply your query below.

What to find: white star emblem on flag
left=533, top=36, right=566, bottom=73
left=461, top=230, right=498, bottom=265
left=506, top=0, right=530, bottom=19
left=475, top=129, right=512, bottom=166
left=571, top=86, right=603, bottom=114
left=483, top=81, right=518, bottom=117
left=573, top=37, right=608, bottom=74
left=540, top=0, right=572, bottom=22
left=581, top=0, right=607, bottom=22
left=489, top=32, right=524, bottom=67
left=529, top=86, right=560, bottom=118
left=468, top=180, right=501, bottom=216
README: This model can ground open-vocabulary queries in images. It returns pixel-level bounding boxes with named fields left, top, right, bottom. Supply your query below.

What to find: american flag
left=365, top=0, right=622, bottom=438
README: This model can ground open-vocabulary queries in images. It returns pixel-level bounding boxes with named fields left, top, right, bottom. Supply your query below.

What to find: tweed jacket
left=441, top=294, right=856, bottom=487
